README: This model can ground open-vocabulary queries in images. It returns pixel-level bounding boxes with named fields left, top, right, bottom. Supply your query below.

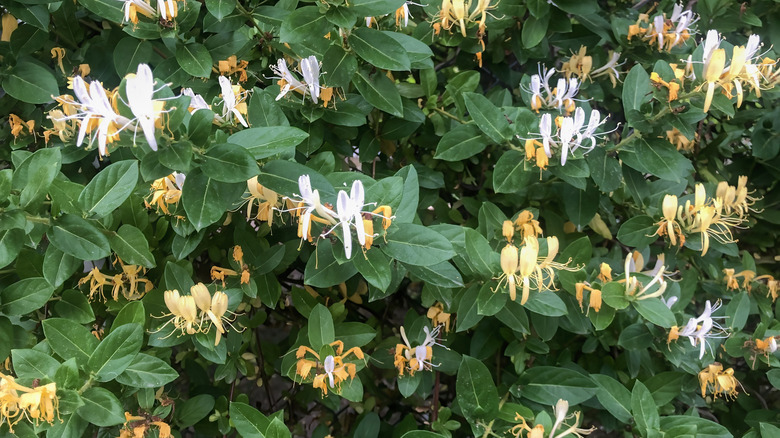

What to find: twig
left=254, top=322, right=276, bottom=410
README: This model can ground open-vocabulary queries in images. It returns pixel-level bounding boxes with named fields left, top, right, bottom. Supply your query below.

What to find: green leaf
left=348, top=0, right=405, bottom=15
left=202, top=143, right=260, bottom=183
left=4, top=61, right=59, bottom=104
left=524, top=291, right=567, bottom=317
left=405, top=261, right=464, bottom=288
left=112, top=301, right=146, bottom=330
left=115, top=353, right=179, bottom=388
left=279, top=7, right=331, bottom=44
left=42, top=318, right=98, bottom=365
left=48, top=214, right=112, bottom=260
left=620, top=138, right=693, bottom=182
left=0, top=228, right=25, bottom=270
left=87, top=323, right=143, bottom=382
left=113, top=37, right=153, bottom=76
left=176, top=42, right=213, bottom=78
left=632, top=381, right=660, bottom=435
left=304, top=243, right=358, bottom=287
left=644, top=372, right=684, bottom=406
left=230, top=402, right=270, bottom=438
left=562, top=184, right=599, bottom=227
left=618, top=323, right=652, bottom=350
left=463, top=93, right=512, bottom=143
left=206, top=0, right=236, bottom=20
left=477, top=282, right=507, bottom=316
left=78, top=0, right=124, bottom=21
left=43, top=246, right=81, bottom=288
left=182, top=168, right=245, bottom=231
left=0, top=277, right=55, bottom=316
left=384, top=224, right=455, bottom=266
left=321, top=45, right=358, bottom=89
left=398, top=373, right=422, bottom=398
left=633, top=299, right=676, bottom=328
left=308, top=304, right=335, bottom=352
left=617, top=215, right=658, bottom=248
left=352, top=69, right=403, bottom=117
left=493, top=150, right=533, bottom=194
left=434, top=124, right=486, bottom=161
left=257, top=160, right=335, bottom=201
left=622, top=64, right=652, bottom=113
left=659, top=416, right=732, bottom=438
left=353, top=249, right=392, bottom=291
left=77, top=387, right=125, bottom=427
left=12, top=349, right=60, bottom=380
left=54, top=290, right=95, bottom=324
left=12, top=147, right=62, bottom=208
left=381, top=31, right=433, bottom=69
left=592, top=374, right=632, bottom=422
left=767, top=369, right=780, bottom=390
left=518, top=366, right=597, bottom=405
left=586, top=147, right=623, bottom=193
left=456, top=356, right=499, bottom=420
left=348, top=27, right=410, bottom=71
left=228, top=127, right=309, bottom=160
left=79, top=161, right=140, bottom=218
left=107, top=224, right=155, bottom=268
left=463, top=228, right=496, bottom=279
left=521, top=14, right=549, bottom=48
left=335, top=322, right=376, bottom=348
left=177, top=394, right=216, bottom=428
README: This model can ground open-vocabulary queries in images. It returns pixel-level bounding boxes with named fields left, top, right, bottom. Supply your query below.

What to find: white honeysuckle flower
left=653, top=15, right=665, bottom=48
left=299, top=55, right=321, bottom=104
left=701, top=30, right=722, bottom=74
left=157, top=0, right=176, bottom=20
left=559, top=116, right=576, bottom=165
left=68, top=76, right=130, bottom=156
left=296, top=175, right=336, bottom=243
left=539, top=113, right=554, bottom=157
left=323, top=355, right=336, bottom=388
left=270, top=58, right=306, bottom=102
left=119, top=0, right=156, bottom=23
left=333, top=180, right=367, bottom=259
left=677, top=300, right=729, bottom=359
left=125, top=63, right=164, bottom=151
left=218, top=75, right=249, bottom=127
left=661, top=296, right=678, bottom=309
left=181, top=88, right=210, bottom=113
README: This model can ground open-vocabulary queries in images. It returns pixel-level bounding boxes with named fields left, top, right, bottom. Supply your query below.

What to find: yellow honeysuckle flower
left=0, top=373, right=61, bottom=432
left=702, top=48, right=726, bottom=113
left=427, top=302, right=452, bottom=332
left=146, top=172, right=185, bottom=215
left=216, top=55, right=250, bottom=82
left=666, top=128, right=695, bottom=152
left=394, top=325, right=446, bottom=377
left=244, top=177, right=281, bottom=226
left=698, top=363, right=744, bottom=399
left=1, top=14, right=18, bottom=42
left=8, top=114, right=35, bottom=140
left=621, top=252, right=667, bottom=300
left=51, top=47, right=67, bottom=75
left=295, top=341, right=364, bottom=396
left=152, top=283, right=242, bottom=346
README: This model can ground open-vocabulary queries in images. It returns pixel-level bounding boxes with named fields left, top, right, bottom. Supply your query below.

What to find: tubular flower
left=125, top=63, right=167, bottom=151
left=120, top=412, right=171, bottom=438
left=152, top=283, right=242, bottom=346
left=493, top=243, right=520, bottom=301
left=666, top=128, right=695, bottom=152
left=271, top=56, right=334, bottom=106
left=53, top=76, right=129, bottom=157
left=118, top=0, right=157, bottom=25
left=698, top=363, right=744, bottom=399
left=621, top=252, right=668, bottom=301
left=244, top=176, right=282, bottom=225
left=755, top=275, right=778, bottom=302
left=78, top=260, right=153, bottom=302
left=217, top=76, right=249, bottom=127
left=217, top=55, right=249, bottom=82
left=295, top=341, right=364, bottom=396
left=288, top=177, right=393, bottom=259
left=146, top=172, right=185, bottom=215
left=512, top=400, right=594, bottom=438
left=650, top=71, right=681, bottom=102
left=654, top=194, right=685, bottom=247
left=575, top=282, right=601, bottom=314
left=394, top=326, right=447, bottom=376
left=723, top=268, right=756, bottom=292
left=496, top=236, right=578, bottom=304
left=513, top=210, right=543, bottom=240
left=521, top=109, right=612, bottom=168
left=590, top=51, right=624, bottom=88
left=157, top=0, right=178, bottom=21
left=436, top=0, right=498, bottom=38
left=715, top=176, right=760, bottom=218
left=427, top=302, right=452, bottom=332
left=8, top=114, right=35, bottom=140
left=627, top=3, right=697, bottom=52
left=1, top=14, right=18, bottom=42
left=670, top=300, right=729, bottom=359
left=0, top=373, right=60, bottom=432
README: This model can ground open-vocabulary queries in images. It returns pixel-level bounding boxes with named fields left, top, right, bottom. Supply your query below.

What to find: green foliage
left=1, top=0, right=779, bottom=436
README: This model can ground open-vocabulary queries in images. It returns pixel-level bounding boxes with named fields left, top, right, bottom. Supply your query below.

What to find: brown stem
left=254, top=321, right=276, bottom=410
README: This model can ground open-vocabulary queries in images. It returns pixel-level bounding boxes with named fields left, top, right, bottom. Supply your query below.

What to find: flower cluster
left=667, top=300, right=729, bottom=359
left=696, top=31, right=778, bottom=113
left=561, top=46, right=623, bottom=88
left=295, top=341, right=365, bottom=396
left=698, top=363, right=743, bottom=399
left=154, top=283, right=241, bottom=346
left=217, top=55, right=250, bottom=82
left=511, top=399, right=595, bottom=438
left=119, top=0, right=179, bottom=26
left=210, top=245, right=251, bottom=286
left=620, top=251, right=668, bottom=301
left=120, top=411, right=171, bottom=438
left=78, top=258, right=154, bottom=302
left=654, top=179, right=758, bottom=256
left=146, top=172, right=185, bottom=216
left=242, top=177, right=285, bottom=226
left=289, top=175, right=393, bottom=259
left=575, top=262, right=612, bottom=314
left=394, top=325, right=446, bottom=376
left=427, top=302, right=453, bottom=332
left=435, top=0, right=497, bottom=38
left=180, top=75, right=250, bottom=127
left=270, top=56, right=334, bottom=107
left=627, top=3, right=698, bottom=52
left=522, top=107, right=611, bottom=169
left=51, top=63, right=169, bottom=156
left=0, top=373, right=60, bottom=432
left=494, top=233, right=577, bottom=305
